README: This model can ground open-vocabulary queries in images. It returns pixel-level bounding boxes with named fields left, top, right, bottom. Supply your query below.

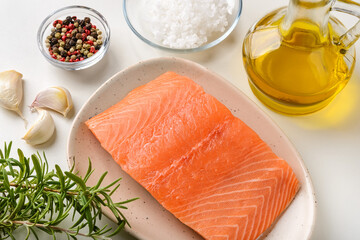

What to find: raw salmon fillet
left=86, top=72, right=300, bottom=240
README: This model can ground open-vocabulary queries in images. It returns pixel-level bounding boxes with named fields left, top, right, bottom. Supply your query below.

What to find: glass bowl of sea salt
left=123, top=0, right=242, bottom=52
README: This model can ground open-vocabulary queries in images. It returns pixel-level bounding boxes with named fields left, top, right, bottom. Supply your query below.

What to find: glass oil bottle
left=243, top=0, right=360, bottom=115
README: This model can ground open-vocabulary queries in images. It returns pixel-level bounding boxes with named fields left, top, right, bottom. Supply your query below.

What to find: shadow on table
left=49, top=51, right=119, bottom=86
left=290, top=72, right=360, bottom=131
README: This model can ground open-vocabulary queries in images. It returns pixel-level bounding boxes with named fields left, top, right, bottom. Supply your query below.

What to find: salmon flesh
left=85, top=72, right=300, bottom=240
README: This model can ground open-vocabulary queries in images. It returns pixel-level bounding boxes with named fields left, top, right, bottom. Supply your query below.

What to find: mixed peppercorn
left=45, top=16, right=103, bottom=62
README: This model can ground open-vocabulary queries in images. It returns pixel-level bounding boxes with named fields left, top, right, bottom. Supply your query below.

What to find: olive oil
left=243, top=5, right=356, bottom=115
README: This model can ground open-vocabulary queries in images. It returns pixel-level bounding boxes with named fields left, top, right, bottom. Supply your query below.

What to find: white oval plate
left=67, top=57, right=316, bottom=240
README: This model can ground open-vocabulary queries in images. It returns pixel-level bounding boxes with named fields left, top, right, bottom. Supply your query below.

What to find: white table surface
left=1, top=0, right=359, bottom=239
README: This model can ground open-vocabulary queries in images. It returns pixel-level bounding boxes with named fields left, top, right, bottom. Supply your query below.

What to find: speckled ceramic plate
left=67, top=57, right=316, bottom=240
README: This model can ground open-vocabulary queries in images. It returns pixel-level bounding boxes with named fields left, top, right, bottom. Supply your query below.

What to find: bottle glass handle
left=332, top=0, right=360, bottom=49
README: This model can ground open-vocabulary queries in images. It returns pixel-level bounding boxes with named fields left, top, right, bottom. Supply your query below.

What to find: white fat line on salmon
left=174, top=181, right=272, bottom=216
left=199, top=225, right=239, bottom=240
left=171, top=165, right=283, bottom=210
left=170, top=157, right=282, bottom=205
left=179, top=190, right=268, bottom=220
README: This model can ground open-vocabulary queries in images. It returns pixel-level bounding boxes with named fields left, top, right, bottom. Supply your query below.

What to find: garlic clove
left=0, top=70, right=25, bottom=119
left=22, top=109, right=55, bottom=145
left=30, top=86, right=73, bottom=117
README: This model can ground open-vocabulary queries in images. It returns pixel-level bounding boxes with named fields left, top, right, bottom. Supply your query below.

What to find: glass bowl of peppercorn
left=37, top=5, right=110, bottom=70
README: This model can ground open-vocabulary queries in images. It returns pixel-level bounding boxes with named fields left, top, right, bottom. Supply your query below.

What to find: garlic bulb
left=23, top=109, right=55, bottom=145
left=30, top=86, right=73, bottom=117
left=0, top=70, right=25, bottom=119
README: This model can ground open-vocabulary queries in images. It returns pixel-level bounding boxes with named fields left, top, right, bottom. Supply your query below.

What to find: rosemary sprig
left=0, top=142, right=137, bottom=239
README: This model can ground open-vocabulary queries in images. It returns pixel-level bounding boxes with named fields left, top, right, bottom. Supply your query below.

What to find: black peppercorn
left=76, top=33, right=82, bottom=39
left=79, top=28, right=85, bottom=34
left=79, top=20, right=85, bottom=26
left=69, top=40, right=76, bottom=46
left=95, top=45, right=101, bottom=50
left=71, top=37, right=77, bottom=42
left=51, top=32, right=56, bottom=37
left=91, top=32, right=98, bottom=38
left=61, top=50, right=67, bottom=57
left=86, top=23, right=92, bottom=30
left=50, top=38, right=58, bottom=45
left=64, top=43, right=71, bottom=50
left=84, top=17, right=91, bottom=23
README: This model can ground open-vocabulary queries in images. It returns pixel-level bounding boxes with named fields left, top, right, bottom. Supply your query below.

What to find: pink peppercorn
left=53, top=20, right=62, bottom=27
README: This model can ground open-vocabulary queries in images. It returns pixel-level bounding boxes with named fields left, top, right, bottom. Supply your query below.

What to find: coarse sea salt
left=143, top=0, right=235, bottom=49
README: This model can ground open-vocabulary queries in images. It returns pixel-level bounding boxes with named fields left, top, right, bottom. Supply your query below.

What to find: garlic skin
left=0, top=70, right=25, bottom=119
left=30, top=86, right=73, bottom=117
left=23, top=109, right=55, bottom=145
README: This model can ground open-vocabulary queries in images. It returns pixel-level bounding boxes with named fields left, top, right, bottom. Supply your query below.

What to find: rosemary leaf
left=65, top=172, right=87, bottom=192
